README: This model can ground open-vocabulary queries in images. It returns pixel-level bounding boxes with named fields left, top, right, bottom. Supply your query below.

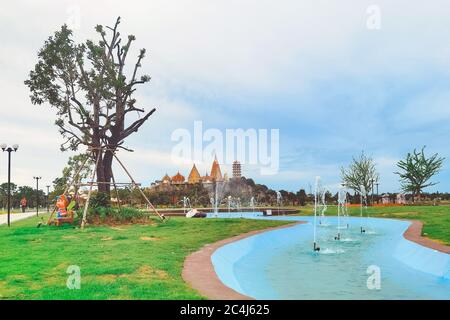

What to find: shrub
left=91, top=192, right=111, bottom=208
left=75, top=206, right=149, bottom=224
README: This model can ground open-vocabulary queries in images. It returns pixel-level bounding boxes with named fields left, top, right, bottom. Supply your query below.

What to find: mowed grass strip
left=0, top=215, right=291, bottom=300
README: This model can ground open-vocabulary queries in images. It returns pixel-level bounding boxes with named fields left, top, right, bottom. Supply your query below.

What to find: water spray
left=276, top=191, right=282, bottom=215
left=335, top=188, right=347, bottom=240
left=360, top=186, right=367, bottom=234
left=313, top=176, right=321, bottom=252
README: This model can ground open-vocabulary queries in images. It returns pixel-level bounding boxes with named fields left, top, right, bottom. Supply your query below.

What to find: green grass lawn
left=296, top=205, right=450, bottom=245
left=1, top=205, right=449, bottom=300
left=0, top=214, right=291, bottom=300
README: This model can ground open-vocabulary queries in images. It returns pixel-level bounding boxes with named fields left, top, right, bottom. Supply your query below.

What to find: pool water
left=206, top=211, right=263, bottom=219
left=211, top=216, right=450, bottom=300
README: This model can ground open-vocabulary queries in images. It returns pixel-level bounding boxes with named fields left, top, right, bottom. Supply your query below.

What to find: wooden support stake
left=110, top=167, right=123, bottom=213
left=112, top=152, right=165, bottom=220
left=81, top=151, right=102, bottom=229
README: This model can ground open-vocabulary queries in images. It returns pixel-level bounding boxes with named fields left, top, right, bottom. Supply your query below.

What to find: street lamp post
left=33, top=176, right=42, bottom=217
left=371, top=179, right=375, bottom=205
left=375, top=183, right=379, bottom=204
left=1, top=144, right=19, bottom=227
left=46, top=185, right=50, bottom=212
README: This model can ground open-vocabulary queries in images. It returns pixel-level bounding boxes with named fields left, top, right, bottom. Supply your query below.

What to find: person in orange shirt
left=20, top=197, right=27, bottom=213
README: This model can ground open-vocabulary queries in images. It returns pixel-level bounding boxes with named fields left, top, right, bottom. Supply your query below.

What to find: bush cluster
left=76, top=206, right=149, bottom=223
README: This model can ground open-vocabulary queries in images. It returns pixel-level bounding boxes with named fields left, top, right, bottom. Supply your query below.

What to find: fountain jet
left=180, top=196, right=192, bottom=215
left=207, top=180, right=228, bottom=218
left=276, top=191, right=282, bottom=215
left=313, top=176, right=321, bottom=252
left=335, top=188, right=348, bottom=240
left=250, top=196, right=256, bottom=213
left=360, top=186, right=368, bottom=233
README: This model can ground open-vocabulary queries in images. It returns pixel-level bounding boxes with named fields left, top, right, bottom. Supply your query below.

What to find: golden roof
left=162, top=173, right=171, bottom=183
left=172, top=171, right=185, bottom=183
left=210, top=156, right=223, bottom=181
left=188, top=164, right=201, bottom=183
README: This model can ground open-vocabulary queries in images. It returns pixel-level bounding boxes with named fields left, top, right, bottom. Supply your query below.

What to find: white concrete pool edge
left=393, top=224, right=450, bottom=279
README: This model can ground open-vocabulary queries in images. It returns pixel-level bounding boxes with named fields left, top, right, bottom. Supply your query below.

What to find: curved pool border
left=182, top=221, right=304, bottom=300
left=403, top=220, right=450, bottom=254
left=182, top=218, right=450, bottom=300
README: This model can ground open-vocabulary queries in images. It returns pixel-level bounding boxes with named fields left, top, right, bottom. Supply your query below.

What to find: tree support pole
left=81, top=151, right=102, bottom=229
left=112, top=152, right=165, bottom=221
left=110, top=165, right=123, bottom=213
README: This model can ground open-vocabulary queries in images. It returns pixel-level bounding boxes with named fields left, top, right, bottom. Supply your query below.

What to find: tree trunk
left=96, top=150, right=114, bottom=196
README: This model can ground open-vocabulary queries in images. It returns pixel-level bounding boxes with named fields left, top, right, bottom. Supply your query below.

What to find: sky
left=0, top=0, right=450, bottom=193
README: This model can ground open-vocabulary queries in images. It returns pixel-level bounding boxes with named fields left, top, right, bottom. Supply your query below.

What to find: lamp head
left=1, top=144, right=6, bottom=151
left=13, top=144, right=19, bottom=151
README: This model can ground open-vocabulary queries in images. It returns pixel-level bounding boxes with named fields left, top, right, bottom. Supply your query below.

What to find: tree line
left=0, top=183, right=47, bottom=209
left=341, top=147, right=445, bottom=203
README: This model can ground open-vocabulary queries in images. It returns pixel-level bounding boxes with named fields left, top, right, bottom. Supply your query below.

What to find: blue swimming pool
left=211, top=215, right=450, bottom=300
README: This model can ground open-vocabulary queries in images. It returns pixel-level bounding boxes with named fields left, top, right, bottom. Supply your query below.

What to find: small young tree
left=341, top=151, right=379, bottom=199
left=53, top=154, right=94, bottom=195
left=394, top=147, right=444, bottom=202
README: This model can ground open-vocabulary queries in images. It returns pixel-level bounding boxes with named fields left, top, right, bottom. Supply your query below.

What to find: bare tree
left=25, top=17, right=154, bottom=196
left=341, top=151, right=379, bottom=198
left=394, top=146, right=444, bottom=202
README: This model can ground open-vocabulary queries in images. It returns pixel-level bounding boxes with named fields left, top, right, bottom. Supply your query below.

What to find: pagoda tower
left=232, top=161, right=241, bottom=179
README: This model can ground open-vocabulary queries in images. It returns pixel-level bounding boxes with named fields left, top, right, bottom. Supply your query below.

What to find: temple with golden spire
left=151, top=155, right=230, bottom=189
left=188, top=164, right=201, bottom=184
left=210, top=155, right=222, bottom=181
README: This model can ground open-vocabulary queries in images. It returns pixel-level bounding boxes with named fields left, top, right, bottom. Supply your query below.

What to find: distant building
left=202, top=171, right=212, bottom=183
left=210, top=155, right=223, bottom=181
left=151, top=156, right=230, bottom=190
left=188, top=164, right=201, bottom=184
left=381, top=194, right=390, bottom=204
left=232, top=161, right=241, bottom=179
left=396, top=193, right=406, bottom=204
left=171, top=172, right=185, bottom=184
left=161, top=174, right=171, bottom=184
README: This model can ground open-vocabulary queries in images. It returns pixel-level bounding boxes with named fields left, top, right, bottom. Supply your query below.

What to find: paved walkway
left=0, top=211, right=37, bottom=226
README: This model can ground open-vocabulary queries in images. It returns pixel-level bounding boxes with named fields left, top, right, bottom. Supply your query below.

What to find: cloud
left=1, top=0, right=450, bottom=193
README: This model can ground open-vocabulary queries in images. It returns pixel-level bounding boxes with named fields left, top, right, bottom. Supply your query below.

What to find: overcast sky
left=1, top=0, right=450, bottom=193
